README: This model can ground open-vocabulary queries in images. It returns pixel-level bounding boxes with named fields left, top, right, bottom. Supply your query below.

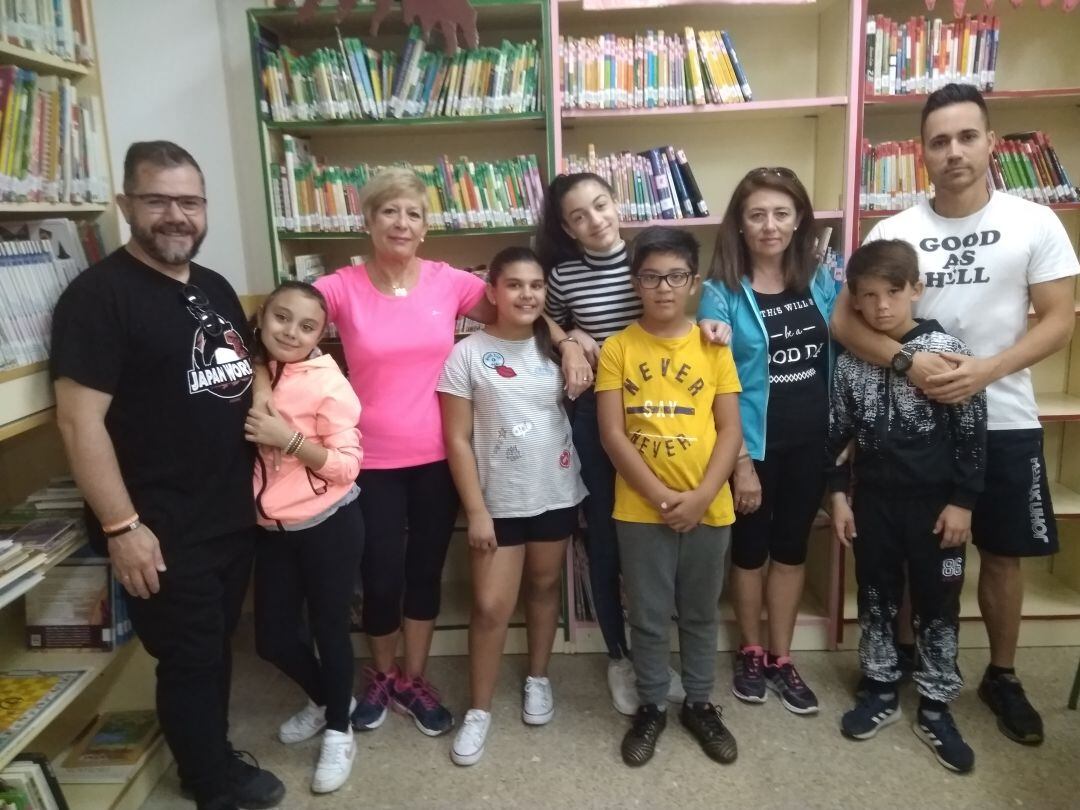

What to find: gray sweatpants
left=616, top=520, right=731, bottom=706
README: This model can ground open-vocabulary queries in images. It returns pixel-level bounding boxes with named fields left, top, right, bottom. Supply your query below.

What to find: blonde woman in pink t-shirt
left=314, top=169, right=591, bottom=737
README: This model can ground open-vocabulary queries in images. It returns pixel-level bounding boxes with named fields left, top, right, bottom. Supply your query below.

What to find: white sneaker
left=450, top=709, right=491, bottom=766
left=667, top=667, right=686, bottom=703
left=607, top=658, right=639, bottom=716
left=311, top=728, right=355, bottom=794
left=522, top=676, right=555, bottom=725
left=279, top=699, right=325, bottom=744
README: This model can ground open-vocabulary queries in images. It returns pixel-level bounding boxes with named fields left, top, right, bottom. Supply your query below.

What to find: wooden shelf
left=0, top=408, right=55, bottom=442
left=59, top=734, right=172, bottom=810
left=0, top=362, right=47, bottom=385
left=0, top=41, right=89, bottom=77
left=0, top=203, right=106, bottom=217
left=0, top=645, right=134, bottom=770
left=265, top=112, right=545, bottom=137
left=865, top=87, right=1080, bottom=109
left=1037, top=392, right=1080, bottom=422
left=619, top=210, right=843, bottom=231
left=278, top=226, right=533, bottom=240
left=1051, top=481, right=1080, bottom=519
left=859, top=201, right=1080, bottom=220
left=561, top=96, right=848, bottom=125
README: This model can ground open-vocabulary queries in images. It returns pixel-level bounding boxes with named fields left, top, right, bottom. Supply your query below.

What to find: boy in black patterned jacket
left=828, top=239, right=987, bottom=774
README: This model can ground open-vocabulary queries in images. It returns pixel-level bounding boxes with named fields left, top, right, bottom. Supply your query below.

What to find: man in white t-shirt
left=832, top=84, right=1079, bottom=746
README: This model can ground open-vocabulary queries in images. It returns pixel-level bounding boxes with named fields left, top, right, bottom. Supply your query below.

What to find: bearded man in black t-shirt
left=50, top=142, right=285, bottom=810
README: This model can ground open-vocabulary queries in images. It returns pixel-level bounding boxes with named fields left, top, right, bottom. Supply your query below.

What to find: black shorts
left=493, top=505, right=579, bottom=547
left=972, top=429, right=1058, bottom=557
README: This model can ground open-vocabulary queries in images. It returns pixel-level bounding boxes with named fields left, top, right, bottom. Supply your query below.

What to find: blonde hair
left=361, top=167, right=428, bottom=225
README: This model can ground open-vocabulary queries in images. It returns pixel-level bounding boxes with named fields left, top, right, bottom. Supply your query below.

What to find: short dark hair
left=631, top=227, right=699, bottom=275
left=920, top=83, right=990, bottom=136
left=123, top=141, right=204, bottom=194
left=846, top=239, right=920, bottom=293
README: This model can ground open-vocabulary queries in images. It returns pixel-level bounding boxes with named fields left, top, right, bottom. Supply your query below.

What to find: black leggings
left=356, top=460, right=459, bottom=637
left=254, top=501, right=364, bottom=732
left=731, top=439, right=825, bottom=570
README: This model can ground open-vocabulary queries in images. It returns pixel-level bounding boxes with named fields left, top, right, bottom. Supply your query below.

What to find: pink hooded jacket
left=254, top=354, right=362, bottom=527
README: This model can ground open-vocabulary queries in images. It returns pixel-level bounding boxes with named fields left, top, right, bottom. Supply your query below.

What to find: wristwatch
left=891, top=346, right=915, bottom=375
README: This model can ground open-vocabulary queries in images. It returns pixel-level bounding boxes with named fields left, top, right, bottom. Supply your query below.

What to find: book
left=56, top=711, right=160, bottom=784
left=0, top=671, right=86, bottom=754
left=10, top=755, right=68, bottom=810
left=25, top=564, right=112, bottom=650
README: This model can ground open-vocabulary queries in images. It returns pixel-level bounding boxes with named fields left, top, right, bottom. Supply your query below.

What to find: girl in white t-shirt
left=437, top=247, right=588, bottom=767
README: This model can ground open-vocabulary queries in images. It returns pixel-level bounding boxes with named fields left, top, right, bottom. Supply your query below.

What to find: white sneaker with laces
left=608, top=657, right=639, bottom=716
left=311, top=728, right=355, bottom=794
left=450, top=709, right=491, bottom=766
left=522, top=676, right=555, bottom=725
left=667, top=667, right=687, bottom=703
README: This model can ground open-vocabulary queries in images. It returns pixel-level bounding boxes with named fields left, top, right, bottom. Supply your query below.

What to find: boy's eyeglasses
left=129, top=193, right=207, bottom=215
left=635, top=271, right=693, bottom=289
left=750, top=166, right=797, bottom=179
left=182, top=284, right=223, bottom=336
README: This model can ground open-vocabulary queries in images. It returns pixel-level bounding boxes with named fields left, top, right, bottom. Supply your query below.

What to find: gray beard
left=130, top=222, right=207, bottom=266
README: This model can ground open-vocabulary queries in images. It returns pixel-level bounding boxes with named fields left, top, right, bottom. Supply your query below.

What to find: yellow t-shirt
left=595, top=321, right=742, bottom=527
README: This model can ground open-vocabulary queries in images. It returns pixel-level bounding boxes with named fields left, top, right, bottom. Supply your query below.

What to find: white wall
left=91, top=0, right=272, bottom=295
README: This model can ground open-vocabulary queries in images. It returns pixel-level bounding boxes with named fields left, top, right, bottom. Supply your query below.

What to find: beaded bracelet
left=284, top=431, right=303, bottom=456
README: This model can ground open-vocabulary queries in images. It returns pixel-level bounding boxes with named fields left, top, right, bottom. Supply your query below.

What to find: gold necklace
left=371, top=263, right=410, bottom=297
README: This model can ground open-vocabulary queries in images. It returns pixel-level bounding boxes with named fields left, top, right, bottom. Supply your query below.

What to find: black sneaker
left=680, top=701, right=738, bottom=764
left=840, top=688, right=901, bottom=740
left=621, top=704, right=667, bottom=767
left=978, top=669, right=1044, bottom=745
left=731, top=646, right=767, bottom=704
left=764, top=656, right=819, bottom=715
left=182, top=749, right=285, bottom=809
left=913, top=709, right=975, bottom=773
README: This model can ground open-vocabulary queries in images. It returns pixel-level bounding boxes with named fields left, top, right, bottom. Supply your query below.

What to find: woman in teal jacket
left=698, top=167, right=838, bottom=716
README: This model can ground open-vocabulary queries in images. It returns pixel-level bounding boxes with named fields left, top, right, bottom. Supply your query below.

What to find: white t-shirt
left=865, top=193, right=1080, bottom=430
left=437, top=331, right=588, bottom=518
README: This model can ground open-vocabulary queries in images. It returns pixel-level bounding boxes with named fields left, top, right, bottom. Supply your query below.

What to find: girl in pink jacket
left=243, top=281, right=363, bottom=795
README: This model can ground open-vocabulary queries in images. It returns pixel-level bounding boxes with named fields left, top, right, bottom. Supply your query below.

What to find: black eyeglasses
left=635, top=271, right=693, bottom=289
left=129, top=193, right=207, bottom=214
left=182, top=284, right=223, bottom=336
left=749, top=166, right=798, bottom=179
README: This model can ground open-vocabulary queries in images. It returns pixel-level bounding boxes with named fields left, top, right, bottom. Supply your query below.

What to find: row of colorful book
left=0, top=66, right=109, bottom=204
left=0, top=0, right=94, bottom=64
left=0, top=218, right=98, bottom=369
left=559, top=28, right=752, bottom=110
left=561, top=145, right=710, bottom=223
left=990, top=132, right=1079, bottom=205
left=257, top=24, right=542, bottom=121
left=865, top=15, right=1000, bottom=97
left=273, top=136, right=546, bottom=232
left=859, top=131, right=1079, bottom=210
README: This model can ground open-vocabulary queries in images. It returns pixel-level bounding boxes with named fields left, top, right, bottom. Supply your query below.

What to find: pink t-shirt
left=316, top=260, right=485, bottom=469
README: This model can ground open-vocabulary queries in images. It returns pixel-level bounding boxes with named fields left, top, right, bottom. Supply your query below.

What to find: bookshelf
left=0, top=6, right=169, bottom=809
left=845, top=0, right=1080, bottom=648
left=248, top=0, right=1080, bottom=653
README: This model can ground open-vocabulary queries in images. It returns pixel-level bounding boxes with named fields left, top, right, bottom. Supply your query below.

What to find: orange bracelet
left=103, top=513, right=139, bottom=534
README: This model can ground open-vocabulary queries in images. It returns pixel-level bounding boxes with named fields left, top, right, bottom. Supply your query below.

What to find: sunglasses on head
left=181, top=284, right=223, bottom=337
left=749, top=166, right=798, bottom=179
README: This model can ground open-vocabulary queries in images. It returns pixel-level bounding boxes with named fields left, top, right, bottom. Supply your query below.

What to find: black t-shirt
left=50, top=247, right=255, bottom=550
left=753, top=287, right=828, bottom=447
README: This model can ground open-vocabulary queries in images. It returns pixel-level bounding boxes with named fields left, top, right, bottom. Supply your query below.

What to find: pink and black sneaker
left=764, top=654, right=819, bottom=715
left=351, top=666, right=394, bottom=731
left=391, top=672, right=454, bottom=736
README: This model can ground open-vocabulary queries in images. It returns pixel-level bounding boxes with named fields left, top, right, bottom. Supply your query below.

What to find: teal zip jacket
left=696, top=266, right=839, bottom=460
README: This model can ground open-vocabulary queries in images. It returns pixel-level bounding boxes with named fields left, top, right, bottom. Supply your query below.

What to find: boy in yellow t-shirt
left=596, top=227, right=743, bottom=769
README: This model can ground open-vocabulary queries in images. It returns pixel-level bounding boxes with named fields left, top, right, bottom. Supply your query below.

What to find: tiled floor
left=141, top=635, right=1080, bottom=810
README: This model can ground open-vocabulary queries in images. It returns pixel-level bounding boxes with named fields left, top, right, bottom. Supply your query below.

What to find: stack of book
left=991, top=132, right=1079, bottom=204
left=859, top=139, right=931, bottom=211
left=1, top=753, right=70, bottom=810
left=0, top=0, right=95, bottom=63
left=0, top=218, right=95, bottom=369
left=257, top=24, right=542, bottom=121
left=560, top=144, right=709, bottom=222
left=272, top=136, right=545, bottom=232
left=0, top=67, right=109, bottom=204
left=0, top=514, right=86, bottom=610
left=55, top=710, right=161, bottom=785
left=865, top=15, right=1000, bottom=96
left=559, top=28, right=752, bottom=110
